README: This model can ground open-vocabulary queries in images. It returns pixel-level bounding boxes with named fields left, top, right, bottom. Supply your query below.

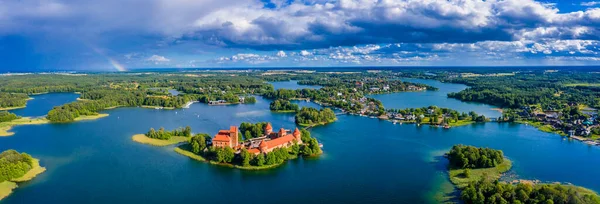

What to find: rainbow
left=108, top=58, right=127, bottom=72
left=86, top=43, right=127, bottom=72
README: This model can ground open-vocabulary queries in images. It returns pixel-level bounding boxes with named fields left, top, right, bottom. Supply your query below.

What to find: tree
left=240, top=149, right=251, bottom=166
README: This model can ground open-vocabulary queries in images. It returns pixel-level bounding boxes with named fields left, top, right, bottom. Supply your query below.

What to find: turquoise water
left=8, top=93, right=79, bottom=117
left=1, top=82, right=600, bottom=203
left=371, top=78, right=502, bottom=118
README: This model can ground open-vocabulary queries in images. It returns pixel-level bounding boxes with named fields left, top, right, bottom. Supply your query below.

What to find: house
left=369, top=88, right=380, bottom=92
left=248, top=123, right=303, bottom=154
left=383, top=85, right=390, bottom=91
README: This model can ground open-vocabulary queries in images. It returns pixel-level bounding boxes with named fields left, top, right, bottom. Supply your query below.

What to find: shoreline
left=0, top=106, right=26, bottom=111
left=0, top=158, right=46, bottom=201
left=131, top=134, right=189, bottom=146
left=174, top=146, right=286, bottom=171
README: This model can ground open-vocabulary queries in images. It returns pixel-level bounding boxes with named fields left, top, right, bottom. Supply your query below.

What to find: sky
left=2, top=0, right=600, bottom=71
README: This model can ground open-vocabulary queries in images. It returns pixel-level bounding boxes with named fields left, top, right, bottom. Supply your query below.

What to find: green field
left=449, top=159, right=512, bottom=189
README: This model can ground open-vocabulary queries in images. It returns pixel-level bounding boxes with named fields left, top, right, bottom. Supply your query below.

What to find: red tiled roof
left=248, top=148, right=260, bottom=154
left=265, top=123, right=272, bottom=131
left=293, top=128, right=301, bottom=137
left=265, top=135, right=295, bottom=149
left=213, top=131, right=231, bottom=142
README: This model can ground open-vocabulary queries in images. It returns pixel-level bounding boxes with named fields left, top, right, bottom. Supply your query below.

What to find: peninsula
left=0, top=150, right=46, bottom=201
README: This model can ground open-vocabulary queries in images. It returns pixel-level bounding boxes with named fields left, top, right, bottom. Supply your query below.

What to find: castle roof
left=293, top=128, right=301, bottom=137
left=264, top=135, right=296, bottom=149
left=265, top=123, right=273, bottom=131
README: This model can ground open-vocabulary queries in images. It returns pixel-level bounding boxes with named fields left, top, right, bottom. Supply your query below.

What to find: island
left=132, top=126, right=192, bottom=146
left=269, top=99, right=299, bottom=113
left=0, top=150, right=46, bottom=201
left=446, top=145, right=600, bottom=203
left=295, top=107, right=337, bottom=127
left=175, top=122, right=321, bottom=170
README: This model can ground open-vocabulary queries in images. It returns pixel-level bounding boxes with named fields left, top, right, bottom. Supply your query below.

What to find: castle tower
left=229, top=126, right=239, bottom=146
left=293, top=128, right=302, bottom=143
left=265, top=123, right=273, bottom=135
left=278, top=128, right=286, bottom=137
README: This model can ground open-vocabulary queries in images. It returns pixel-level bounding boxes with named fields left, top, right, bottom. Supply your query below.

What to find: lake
left=270, top=80, right=322, bottom=90
left=1, top=81, right=599, bottom=203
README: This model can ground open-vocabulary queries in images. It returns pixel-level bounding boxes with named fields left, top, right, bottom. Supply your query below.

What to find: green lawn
left=132, top=134, right=189, bottom=146
left=449, top=159, right=512, bottom=189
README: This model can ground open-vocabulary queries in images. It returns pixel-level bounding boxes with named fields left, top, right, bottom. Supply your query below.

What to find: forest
left=0, top=93, right=29, bottom=108
left=295, top=107, right=337, bottom=126
left=461, top=179, right=600, bottom=204
left=269, top=99, right=299, bottom=112
left=447, top=145, right=505, bottom=169
left=145, top=126, right=192, bottom=140
left=444, top=71, right=600, bottom=109
left=0, top=150, right=34, bottom=182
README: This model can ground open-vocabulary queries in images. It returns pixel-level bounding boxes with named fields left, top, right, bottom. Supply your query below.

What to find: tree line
left=145, top=126, right=192, bottom=140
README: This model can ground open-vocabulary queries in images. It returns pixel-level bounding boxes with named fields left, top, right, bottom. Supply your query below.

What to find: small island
left=0, top=150, right=46, bottom=201
left=132, top=126, right=192, bottom=146
left=295, top=107, right=337, bottom=127
left=446, top=145, right=600, bottom=203
left=269, top=99, right=299, bottom=113
left=175, top=122, right=322, bottom=170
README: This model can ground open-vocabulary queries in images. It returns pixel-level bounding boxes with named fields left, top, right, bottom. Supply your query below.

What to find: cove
left=8, top=93, right=79, bottom=117
left=0, top=82, right=599, bottom=203
left=370, top=78, right=502, bottom=118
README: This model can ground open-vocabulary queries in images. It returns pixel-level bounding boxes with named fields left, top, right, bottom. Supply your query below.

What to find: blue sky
left=2, top=0, right=600, bottom=71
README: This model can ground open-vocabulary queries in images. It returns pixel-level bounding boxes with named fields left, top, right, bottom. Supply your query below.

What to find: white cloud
left=147, top=55, right=170, bottom=62
left=276, top=51, right=287, bottom=57
left=581, top=1, right=600, bottom=7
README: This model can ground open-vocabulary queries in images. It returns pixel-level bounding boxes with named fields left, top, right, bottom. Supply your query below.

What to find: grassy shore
left=0, top=181, right=17, bottom=201
left=11, top=159, right=46, bottom=182
left=0, top=114, right=109, bottom=136
left=298, top=119, right=337, bottom=127
left=0, top=106, right=26, bottom=111
left=0, top=158, right=46, bottom=201
left=449, top=159, right=512, bottom=189
left=174, top=145, right=285, bottom=170
left=516, top=121, right=567, bottom=136
left=132, top=134, right=189, bottom=146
